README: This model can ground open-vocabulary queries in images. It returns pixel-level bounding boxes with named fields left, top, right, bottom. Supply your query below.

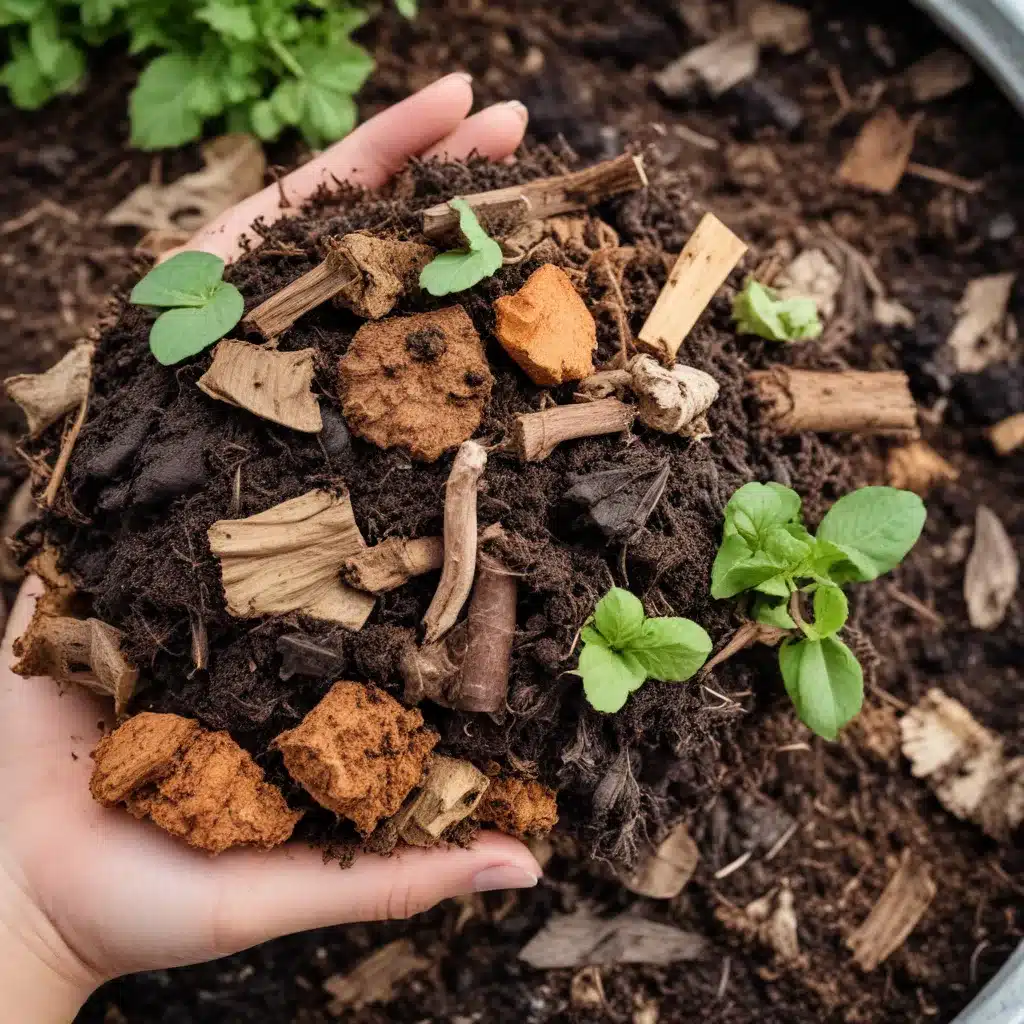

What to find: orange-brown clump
left=494, top=263, right=596, bottom=386
left=338, top=306, right=493, bottom=462
left=91, top=712, right=302, bottom=854
left=273, top=681, right=438, bottom=836
left=475, top=776, right=559, bottom=838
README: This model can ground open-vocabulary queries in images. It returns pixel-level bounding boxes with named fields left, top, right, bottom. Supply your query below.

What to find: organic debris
left=947, top=273, right=1016, bottom=373
left=989, top=412, right=1024, bottom=455
left=391, top=755, right=490, bottom=846
left=717, top=884, right=802, bottom=963
left=900, top=689, right=1024, bottom=841
left=837, top=108, right=921, bottom=194
left=494, top=263, right=597, bottom=386
left=775, top=249, right=842, bottom=320
left=905, top=48, right=973, bottom=103
left=565, top=461, right=671, bottom=541
left=0, top=477, right=35, bottom=581
left=475, top=776, right=558, bottom=838
left=459, top=552, right=517, bottom=713
left=964, top=506, right=1019, bottom=630
left=333, top=234, right=435, bottom=318
left=886, top=441, right=958, bottom=495
left=846, top=852, right=936, bottom=971
left=273, top=681, right=438, bottom=836
left=343, top=536, right=444, bottom=593
left=4, top=341, right=92, bottom=437
left=276, top=633, right=345, bottom=682
left=570, top=966, right=607, bottom=1010
left=747, top=2, right=812, bottom=55
left=323, top=940, right=430, bottom=1014
left=654, top=31, right=760, bottom=100
left=197, top=340, right=322, bottom=432
left=401, top=622, right=468, bottom=708
left=515, top=398, right=635, bottom=461
left=620, top=820, right=700, bottom=899
left=207, top=489, right=375, bottom=630
left=91, top=713, right=301, bottom=854
left=339, top=307, right=493, bottom=463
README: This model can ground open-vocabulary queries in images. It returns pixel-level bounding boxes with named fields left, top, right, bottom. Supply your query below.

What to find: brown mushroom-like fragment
left=475, top=776, right=558, bottom=838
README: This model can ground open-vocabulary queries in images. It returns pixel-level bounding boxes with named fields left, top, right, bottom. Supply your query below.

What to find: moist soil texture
left=0, top=0, right=1020, bottom=1022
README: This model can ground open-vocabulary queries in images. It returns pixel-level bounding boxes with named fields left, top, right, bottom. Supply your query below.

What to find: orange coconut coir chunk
left=273, top=681, right=439, bottom=836
left=494, top=263, right=597, bottom=386
left=475, top=776, right=559, bottom=838
left=90, top=712, right=302, bottom=854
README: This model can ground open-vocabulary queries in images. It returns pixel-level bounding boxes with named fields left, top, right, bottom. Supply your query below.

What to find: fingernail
left=445, top=71, right=473, bottom=85
left=472, top=865, right=539, bottom=892
left=503, top=100, right=530, bottom=124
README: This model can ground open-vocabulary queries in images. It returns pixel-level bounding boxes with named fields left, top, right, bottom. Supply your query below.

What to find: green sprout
left=419, top=199, right=504, bottom=297
left=733, top=279, right=822, bottom=342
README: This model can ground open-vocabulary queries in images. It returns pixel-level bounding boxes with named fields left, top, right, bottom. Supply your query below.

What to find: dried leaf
left=105, top=134, right=266, bottom=234
left=886, top=441, right=958, bottom=496
left=838, top=108, right=921, bottom=194
left=197, top=340, right=321, bottom=433
left=947, top=273, right=1016, bottom=373
left=964, top=506, right=1018, bottom=630
left=208, top=490, right=375, bottom=630
left=565, top=461, right=670, bottom=541
left=4, top=341, right=92, bottom=437
left=775, top=249, right=842, bottom=320
left=620, top=820, right=700, bottom=899
left=324, top=940, right=430, bottom=1014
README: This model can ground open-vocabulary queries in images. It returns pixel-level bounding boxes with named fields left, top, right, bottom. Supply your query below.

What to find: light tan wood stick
left=422, top=154, right=648, bottom=241
left=989, top=412, right=1024, bottom=456
left=636, top=212, right=748, bottom=363
left=343, top=536, right=444, bottom=593
left=515, top=398, right=635, bottom=461
left=246, top=258, right=352, bottom=338
left=749, top=367, right=919, bottom=438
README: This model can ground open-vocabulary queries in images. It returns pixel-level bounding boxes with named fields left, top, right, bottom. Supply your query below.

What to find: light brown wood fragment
left=846, top=851, right=936, bottom=971
left=342, top=536, right=444, bottom=593
left=906, top=48, right=973, bottom=103
left=197, top=340, right=321, bottom=432
left=620, top=821, right=699, bottom=899
left=837, top=108, right=921, bottom=194
left=964, top=506, right=1019, bottom=631
left=459, top=552, right=517, bottom=713
left=43, top=395, right=88, bottom=508
left=654, top=30, right=760, bottom=98
left=392, top=755, right=490, bottom=846
left=515, top=398, right=635, bottom=462
left=749, top=367, right=919, bottom=438
left=989, top=412, right=1024, bottom=456
left=948, top=273, right=1016, bottom=373
left=748, top=2, right=812, bottom=55
left=636, top=213, right=748, bottom=363
left=886, top=440, right=958, bottom=495
left=324, top=940, right=430, bottom=1013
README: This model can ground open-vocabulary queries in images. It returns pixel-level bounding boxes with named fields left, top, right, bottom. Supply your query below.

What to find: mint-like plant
left=130, top=251, right=243, bottom=366
left=733, top=279, right=822, bottom=342
left=419, top=199, right=504, bottom=297
left=711, top=482, right=926, bottom=739
left=576, top=587, right=712, bottom=714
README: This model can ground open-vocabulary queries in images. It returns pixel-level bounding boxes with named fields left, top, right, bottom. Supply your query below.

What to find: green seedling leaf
left=130, top=54, right=205, bottom=149
left=130, top=251, right=227, bottom=307
left=395, top=0, right=418, bottom=17
left=809, top=585, right=848, bottom=639
left=733, top=280, right=822, bottom=343
left=711, top=534, right=787, bottom=600
left=779, top=635, right=863, bottom=741
left=723, top=481, right=802, bottom=545
left=626, top=618, right=711, bottom=681
left=592, top=586, right=645, bottom=648
left=753, top=596, right=797, bottom=630
left=419, top=198, right=504, bottom=296
left=578, top=643, right=646, bottom=714
left=815, top=487, right=926, bottom=582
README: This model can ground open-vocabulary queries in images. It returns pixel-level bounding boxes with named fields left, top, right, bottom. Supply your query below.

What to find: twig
left=905, top=162, right=984, bottom=194
left=703, top=620, right=787, bottom=674
left=343, top=536, right=444, bottom=593
left=43, top=396, right=88, bottom=507
left=764, top=820, right=800, bottom=861
left=714, top=850, right=753, bottom=879
left=884, top=584, right=944, bottom=627
left=514, top=398, right=635, bottom=461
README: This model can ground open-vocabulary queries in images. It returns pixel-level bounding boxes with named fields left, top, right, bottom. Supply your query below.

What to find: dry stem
left=44, top=395, right=88, bottom=507
left=515, top=398, right=635, bottom=461
left=246, top=259, right=353, bottom=338
left=343, top=536, right=444, bottom=593
left=459, top=553, right=517, bottom=713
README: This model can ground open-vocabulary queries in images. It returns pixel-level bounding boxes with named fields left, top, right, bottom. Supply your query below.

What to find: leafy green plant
left=130, top=251, right=243, bottom=365
left=419, top=199, right=504, bottom=297
left=575, top=587, right=712, bottom=714
left=1, top=1, right=415, bottom=149
left=711, top=482, right=926, bottom=740
left=732, top=279, right=822, bottom=342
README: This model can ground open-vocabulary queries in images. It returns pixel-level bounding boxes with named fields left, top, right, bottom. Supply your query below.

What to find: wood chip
left=391, top=755, right=490, bottom=846
left=905, top=48, right=973, bottom=103
left=947, top=273, right=1016, bottom=373
left=515, top=398, right=636, bottom=462
left=4, top=341, right=93, bottom=437
left=620, top=820, right=699, bottom=899
left=654, top=30, right=760, bottom=99
left=208, top=489, right=375, bottom=630
left=197, top=340, right=321, bottom=433
left=886, top=440, right=958, bottom=495
left=747, top=2, right=812, bottom=55
left=342, top=536, right=444, bottom=593
left=964, top=506, right=1019, bottom=630
left=324, top=940, right=430, bottom=1014
left=988, top=412, right=1024, bottom=456
left=837, top=108, right=921, bottom=194
left=846, top=851, right=936, bottom=971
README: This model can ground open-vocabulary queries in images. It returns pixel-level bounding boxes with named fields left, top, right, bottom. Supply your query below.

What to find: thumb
left=202, top=831, right=541, bottom=959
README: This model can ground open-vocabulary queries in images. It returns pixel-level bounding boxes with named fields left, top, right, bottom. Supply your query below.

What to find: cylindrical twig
left=422, top=440, right=487, bottom=643
left=343, top=536, right=444, bottom=593
left=43, top=395, right=88, bottom=507
left=515, top=398, right=635, bottom=461
left=749, top=367, right=919, bottom=438
left=458, top=553, right=517, bottom=713
left=245, top=257, right=353, bottom=339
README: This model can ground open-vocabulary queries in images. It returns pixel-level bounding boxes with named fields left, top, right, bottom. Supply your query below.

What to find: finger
left=187, top=73, right=475, bottom=261
left=205, top=831, right=541, bottom=957
left=421, top=101, right=529, bottom=162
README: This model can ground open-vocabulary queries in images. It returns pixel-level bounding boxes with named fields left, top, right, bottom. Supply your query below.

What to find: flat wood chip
left=324, top=940, right=430, bottom=1014
left=837, top=108, right=921, bottom=194
left=906, top=48, right=973, bottom=103
left=4, top=341, right=93, bottom=436
left=198, top=340, right=321, bottom=432
left=947, top=273, right=1016, bottom=374
left=208, top=489, right=374, bottom=630
left=620, top=820, right=699, bottom=899
left=654, top=30, right=760, bottom=99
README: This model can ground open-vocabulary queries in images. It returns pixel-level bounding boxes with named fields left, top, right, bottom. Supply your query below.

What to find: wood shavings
left=208, top=489, right=375, bottom=630
left=837, top=108, right=922, bottom=194
left=964, top=506, right=1019, bottom=631
left=886, top=440, right=958, bottom=495
left=324, top=940, right=430, bottom=1014
left=4, top=341, right=92, bottom=437
left=654, top=30, right=760, bottom=99
left=620, top=820, right=699, bottom=899
left=947, top=273, right=1016, bottom=373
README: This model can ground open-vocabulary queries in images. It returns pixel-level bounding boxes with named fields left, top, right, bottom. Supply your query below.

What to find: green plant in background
left=711, top=482, right=926, bottom=740
left=0, top=0, right=416, bottom=149
left=732, top=279, right=822, bottom=342
left=575, top=587, right=712, bottom=714
left=130, top=251, right=243, bottom=364
left=419, top=199, right=505, bottom=296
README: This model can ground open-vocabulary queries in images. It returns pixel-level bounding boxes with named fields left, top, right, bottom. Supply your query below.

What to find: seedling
left=130, top=252, right=244, bottom=366
left=576, top=587, right=712, bottom=713
left=419, top=199, right=503, bottom=297
left=732, top=279, right=822, bottom=342
left=711, top=482, right=926, bottom=739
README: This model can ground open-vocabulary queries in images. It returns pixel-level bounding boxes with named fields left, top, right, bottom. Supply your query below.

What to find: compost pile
left=12, top=148, right=907, bottom=864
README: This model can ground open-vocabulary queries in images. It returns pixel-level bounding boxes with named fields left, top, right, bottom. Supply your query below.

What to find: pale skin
left=0, top=75, right=540, bottom=1024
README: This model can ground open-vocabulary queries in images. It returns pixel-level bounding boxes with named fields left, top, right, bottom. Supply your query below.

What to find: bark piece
left=515, top=398, right=635, bottom=462
left=421, top=154, right=647, bottom=241
left=620, top=821, right=699, bottom=899
left=208, top=489, right=375, bottom=630
left=749, top=368, right=919, bottom=438
left=775, top=248, right=842, bottom=320
left=0, top=477, right=36, bottom=582
left=392, top=755, right=490, bottom=846
left=565, top=461, right=670, bottom=541
left=273, top=681, right=438, bottom=836
left=906, top=48, right=973, bottom=103
left=947, top=273, right=1016, bottom=373
left=459, top=553, right=517, bottom=713
left=964, top=506, right=1019, bottom=630
left=342, top=536, right=444, bottom=593
left=846, top=852, right=936, bottom=971
left=989, top=412, right=1024, bottom=456
left=886, top=440, right=958, bottom=495
left=475, top=776, right=558, bottom=838
left=197, top=340, right=321, bottom=433
left=747, top=2, right=812, bottom=55
left=92, top=713, right=301, bottom=854
left=339, top=307, right=493, bottom=463
left=837, top=108, right=921, bottom=194
left=4, top=341, right=92, bottom=437
left=636, top=213, right=748, bottom=363
left=276, top=633, right=345, bottom=681
left=423, top=441, right=487, bottom=643
left=900, top=688, right=1024, bottom=841
left=654, top=30, right=760, bottom=99
left=324, top=940, right=430, bottom=1014
left=494, top=264, right=596, bottom=386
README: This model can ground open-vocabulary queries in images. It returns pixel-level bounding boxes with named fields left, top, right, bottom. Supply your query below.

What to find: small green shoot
left=733, top=279, right=822, bottom=342
left=576, top=587, right=712, bottom=714
left=419, top=199, right=504, bottom=297
left=130, top=252, right=244, bottom=366
left=711, top=483, right=926, bottom=740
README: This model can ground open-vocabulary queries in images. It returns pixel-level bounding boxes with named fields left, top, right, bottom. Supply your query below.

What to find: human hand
left=0, top=75, right=539, bottom=1024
